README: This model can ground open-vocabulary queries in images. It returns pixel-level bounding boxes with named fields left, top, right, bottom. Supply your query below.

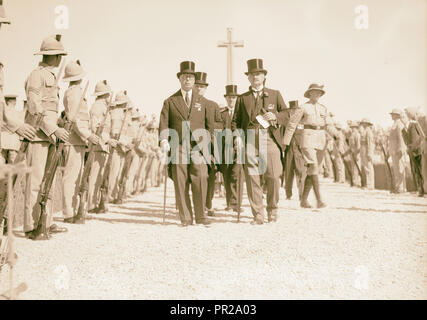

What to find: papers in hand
left=256, top=115, right=270, bottom=128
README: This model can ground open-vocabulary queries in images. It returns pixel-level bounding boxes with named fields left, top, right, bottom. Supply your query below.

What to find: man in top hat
left=283, top=84, right=339, bottom=209
left=348, top=120, right=362, bottom=187
left=219, top=85, right=244, bottom=212
left=283, top=100, right=306, bottom=200
left=159, top=61, right=214, bottom=226
left=193, top=71, right=223, bottom=216
left=403, top=107, right=424, bottom=196
left=87, top=80, right=117, bottom=213
left=232, top=59, right=288, bottom=224
left=61, top=60, right=99, bottom=224
left=359, top=118, right=375, bottom=190
left=107, top=91, right=133, bottom=204
left=388, top=109, right=406, bottom=193
left=0, top=95, right=22, bottom=164
left=23, top=34, right=69, bottom=240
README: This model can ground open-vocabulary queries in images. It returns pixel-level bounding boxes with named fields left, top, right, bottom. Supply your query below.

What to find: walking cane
left=162, top=151, right=168, bottom=224
left=236, top=165, right=241, bottom=223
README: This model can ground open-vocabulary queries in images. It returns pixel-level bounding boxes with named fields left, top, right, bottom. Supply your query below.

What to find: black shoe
left=224, top=206, right=232, bottom=211
left=49, top=224, right=68, bottom=233
left=207, top=210, right=215, bottom=217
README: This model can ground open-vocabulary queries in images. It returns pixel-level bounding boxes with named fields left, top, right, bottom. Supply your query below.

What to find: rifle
left=378, top=139, right=396, bottom=193
left=75, top=92, right=114, bottom=222
left=96, top=107, right=129, bottom=213
left=30, top=81, right=89, bottom=240
left=0, top=59, right=66, bottom=230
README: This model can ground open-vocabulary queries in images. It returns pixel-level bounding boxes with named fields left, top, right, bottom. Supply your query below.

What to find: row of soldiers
left=282, top=105, right=426, bottom=200
left=0, top=28, right=165, bottom=240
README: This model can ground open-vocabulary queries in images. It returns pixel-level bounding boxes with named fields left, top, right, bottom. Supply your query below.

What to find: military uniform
left=0, top=95, right=23, bottom=164
left=87, top=81, right=113, bottom=211
left=61, top=61, right=93, bottom=220
left=332, top=124, right=346, bottom=183
left=23, top=35, right=67, bottom=234
left=388, top=109, right=406, bottom=193
left=404, top=108, right=424, bottom=196
left=283, top=84, right=338, bottom=208
left=108, top=94, right=132, bottom=202
left=348, top=122, right=362, bottom=187
left=360, top=118, right=375, bottom=190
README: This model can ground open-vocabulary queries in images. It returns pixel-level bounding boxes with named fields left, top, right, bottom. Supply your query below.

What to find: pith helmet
left=304, top=83, right=325, bottom=98
left=0, top=0, right=11, bottom=24
left=93, top=80, right=111, bottom=96
left=177, top=61, right=196, bottom=78
left=389, top=108, right=403, bottom=117
left=245, top=58, right=267, bottom=76
left=34, top=34, right=67, bottom=56
left=62, top=60, right=85, bottom=82
left=114, top=90, right=128, bottom=106
left=360, top=118, right=373, bottom=126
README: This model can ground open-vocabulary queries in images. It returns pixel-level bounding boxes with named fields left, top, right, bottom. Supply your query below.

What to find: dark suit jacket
left=231, top=87, right=288, bottom=151
left=159, top=90, right=213, bottom=147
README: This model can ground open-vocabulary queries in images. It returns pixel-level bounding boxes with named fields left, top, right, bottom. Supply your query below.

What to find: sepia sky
left=0, top=0, right=426, bottom=128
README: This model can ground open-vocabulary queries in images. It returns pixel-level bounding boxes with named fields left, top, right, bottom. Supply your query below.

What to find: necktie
left=185, top=92, right=190, bottom=107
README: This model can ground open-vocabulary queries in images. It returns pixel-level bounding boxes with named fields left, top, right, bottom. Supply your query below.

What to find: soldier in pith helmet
left=23, top=34, right=69, bottom=240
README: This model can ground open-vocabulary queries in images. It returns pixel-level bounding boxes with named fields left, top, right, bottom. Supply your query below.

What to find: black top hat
left=177, top=61, right=196, bottom=78
left=224, top=85, right=239, bottom=97
left=289, top=100, right=299, bottom=109
left=245, top=59, right=268, bottom=76
left=195, top=72, right=209, bottom=86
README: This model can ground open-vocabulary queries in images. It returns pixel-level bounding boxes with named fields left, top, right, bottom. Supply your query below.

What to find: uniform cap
left=92, top=80, right=112, bottom=96
left=34, top=34, right=67, bottom=56
left=62, top=60, right=85, bottom=82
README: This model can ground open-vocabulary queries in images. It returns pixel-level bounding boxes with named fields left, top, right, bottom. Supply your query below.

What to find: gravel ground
left=1, top=178, right=426, bottom=300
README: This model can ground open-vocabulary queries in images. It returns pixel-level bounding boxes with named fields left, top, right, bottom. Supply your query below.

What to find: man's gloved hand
left=16, top=123, right=37, bottom=141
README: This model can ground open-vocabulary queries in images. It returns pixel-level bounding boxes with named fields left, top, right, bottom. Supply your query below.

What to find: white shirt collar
left=251, top=85, right=264, bottom=94
left=181, top=89, right=192, bottom=102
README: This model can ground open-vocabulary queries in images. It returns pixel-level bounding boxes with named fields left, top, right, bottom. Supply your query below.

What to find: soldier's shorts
left=301, top=147, right=326, bottom=175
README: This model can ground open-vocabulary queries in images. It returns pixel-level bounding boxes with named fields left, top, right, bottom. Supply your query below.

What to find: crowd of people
left=0, top=0, right=425, bottom=248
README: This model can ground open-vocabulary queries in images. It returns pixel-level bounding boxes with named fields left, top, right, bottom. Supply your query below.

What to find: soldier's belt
left=304, top=125, right=325, bottom=130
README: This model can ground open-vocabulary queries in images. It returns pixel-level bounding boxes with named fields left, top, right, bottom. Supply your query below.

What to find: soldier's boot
left=300, top=175, right=313, bottom=208
left=312, top=175, right=327, bottom=208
